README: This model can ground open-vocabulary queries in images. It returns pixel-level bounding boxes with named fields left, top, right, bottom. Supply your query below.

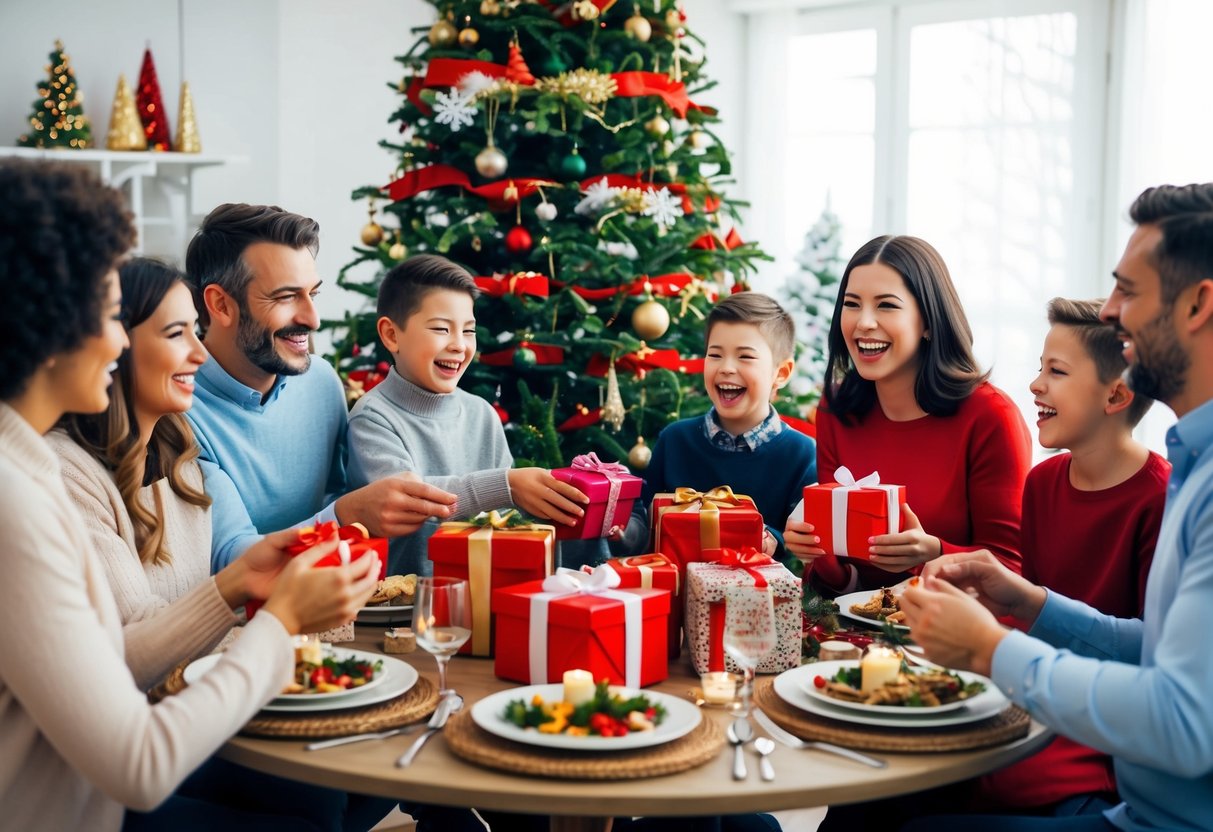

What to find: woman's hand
left=867, top=504, right=942, bottom=573
left=261, top=541, right=380, bottom=636
left=214, top=528, right=300, bottom=608
left=784, top=517, right=850, bottom=586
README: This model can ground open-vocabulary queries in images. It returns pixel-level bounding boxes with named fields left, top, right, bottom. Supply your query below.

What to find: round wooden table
left=219, top=629, right=1050, bottom=832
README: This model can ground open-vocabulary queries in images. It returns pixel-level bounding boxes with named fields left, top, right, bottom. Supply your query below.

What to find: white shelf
left=0, top=147, right=246, bottom=258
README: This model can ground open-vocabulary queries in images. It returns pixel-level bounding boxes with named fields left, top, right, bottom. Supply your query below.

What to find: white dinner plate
left=834, top=589, right=911, bottom=632
left=773, top=663, right=1009, bottom=728
left=802, top=660, right=974, bottom=714
left=183, top=649, right=418, bottom=713
left=355, top=603, right=413, bottom=625
left=471, top=684, right=702, bottom=751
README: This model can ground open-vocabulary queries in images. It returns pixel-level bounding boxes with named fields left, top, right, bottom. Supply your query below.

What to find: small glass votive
left=817, top=640, right=863, bottom=662
left=697, top=671, right=741, bottom=708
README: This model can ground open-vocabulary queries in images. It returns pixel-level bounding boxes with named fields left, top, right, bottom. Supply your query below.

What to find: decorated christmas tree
left=16, top=40, right=92, bottom=149
left=324, top=0, right=772, bottom=469
left=780, top=202, right=844, bottom=410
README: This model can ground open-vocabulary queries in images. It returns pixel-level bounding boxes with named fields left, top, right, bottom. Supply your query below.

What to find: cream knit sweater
left=0, top=404, right=294, bottom=831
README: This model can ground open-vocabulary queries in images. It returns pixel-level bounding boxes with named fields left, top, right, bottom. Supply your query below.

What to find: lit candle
left=700, top=671, right=739, bottom=705
left=861, top=646, right=902, bottom=693
left=562, top=669, right=595, bottom=706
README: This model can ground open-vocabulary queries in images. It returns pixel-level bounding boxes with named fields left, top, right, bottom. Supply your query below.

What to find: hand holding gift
left=507, top=467, right=589, bottom=528
left=866, top=502, right=943, bottom=572
left=801, top=467, right=907, bottom=562
left=550, top=453, right=643, bottom=540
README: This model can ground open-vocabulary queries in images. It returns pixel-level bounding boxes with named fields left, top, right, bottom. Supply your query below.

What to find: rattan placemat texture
left=443, top=710, right=725, bottom=779
left=753, top=677, right=1030, bottom=752
left=150, top=661, right=439, bottom=739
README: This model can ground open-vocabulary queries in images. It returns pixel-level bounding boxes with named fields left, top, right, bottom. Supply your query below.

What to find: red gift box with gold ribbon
left=650, top=486, right=765, bottom=575
left=599, top=553, right=683, bottom=659
left=685, top=548, right=803, bottom=675
left=550, top=453, right=643, bottom=540
left=802, top=467, right=907, bottom=560
left=428, top=510, right=555, bottom=657
left=492, top=566, right=670, bottom=687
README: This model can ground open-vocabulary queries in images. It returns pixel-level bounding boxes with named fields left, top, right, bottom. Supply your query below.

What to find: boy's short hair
left=377, top=254, right=480, bottom=323
left=705, top=292, right=795, bottom=363
left=1047, top=296, right=1153, bottom=427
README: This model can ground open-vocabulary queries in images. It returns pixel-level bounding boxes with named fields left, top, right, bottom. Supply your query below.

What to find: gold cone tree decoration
left=173, top=82, right=201, bottom=153
left=106, top=75, right=147, bottom=151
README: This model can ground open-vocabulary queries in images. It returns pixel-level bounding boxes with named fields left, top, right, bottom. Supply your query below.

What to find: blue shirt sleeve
left=196, top=457, right=264, bottom=572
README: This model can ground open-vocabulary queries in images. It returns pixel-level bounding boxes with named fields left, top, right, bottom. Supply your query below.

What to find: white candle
left=700, top=671, right=738, bottom=705
left=861, top=647, right=901, bottom=693
left=562, top=669, right=595, bottom=706
left=818, top=640, right=862, bottom=662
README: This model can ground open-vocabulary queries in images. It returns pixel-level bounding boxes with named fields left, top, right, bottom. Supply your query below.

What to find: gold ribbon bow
left=672, top=485, right=746, bottom=510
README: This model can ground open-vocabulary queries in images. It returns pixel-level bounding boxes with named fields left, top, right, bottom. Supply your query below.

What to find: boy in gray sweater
left=347, top=254, right=587, bottom=576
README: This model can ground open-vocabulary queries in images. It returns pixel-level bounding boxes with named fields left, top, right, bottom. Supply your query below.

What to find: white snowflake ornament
left=575, top=177, right=618, bottom=216
left=641, top=187, right=681, bottom=229
left=433, top=88, right=477, bottom=132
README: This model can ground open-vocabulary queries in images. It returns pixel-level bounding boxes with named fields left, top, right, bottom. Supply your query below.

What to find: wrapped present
left=551, top=453, right=643, bottom=540
left=651, top=486, right=765, bottom=574
left=598, top=553, right=683, bottom=659
left=803, top=466, right=906, bottom=560
left=493, top=566, right=670, bottom=687
left=429, top=509, right=555, bottom=657
left=686, top=548, right=803, bottom=675
left=245, top=522, right=388, bottom=639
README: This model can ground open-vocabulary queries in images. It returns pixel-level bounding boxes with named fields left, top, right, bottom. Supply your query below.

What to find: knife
left=753, top=708, right=887, bottom=769
left=395, top=693, right=462, bottom=768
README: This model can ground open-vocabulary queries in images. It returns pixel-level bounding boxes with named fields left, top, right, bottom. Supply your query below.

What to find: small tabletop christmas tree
left=325, top=0, right=774, bottom=469
left=17, top=40, right=92, bottom=149
left=136, top=48, right=172, bottom=151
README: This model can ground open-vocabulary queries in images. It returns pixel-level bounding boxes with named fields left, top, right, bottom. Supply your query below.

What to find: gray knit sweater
left=347, top=368, right=514, bottom=575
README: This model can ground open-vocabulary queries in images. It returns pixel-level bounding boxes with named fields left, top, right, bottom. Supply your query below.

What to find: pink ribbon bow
left=571, top=453, right=629, bottom=536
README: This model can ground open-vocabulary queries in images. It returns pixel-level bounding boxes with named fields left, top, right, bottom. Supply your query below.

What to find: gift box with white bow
left=801, top=467, right=907, bottom=560
left=491, top=565, right=671, bottom=687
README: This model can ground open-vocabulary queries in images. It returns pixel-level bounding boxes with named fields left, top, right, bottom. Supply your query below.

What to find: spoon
left=727, top=718, right=752, bottom=781
left=754, top=737, right=776, bottom=782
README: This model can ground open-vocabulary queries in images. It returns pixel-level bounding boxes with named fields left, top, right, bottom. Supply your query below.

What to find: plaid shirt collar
left=703, top=406, right=783, bottom=452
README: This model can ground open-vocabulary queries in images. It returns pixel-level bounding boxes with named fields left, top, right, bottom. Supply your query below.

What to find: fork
left=753, top=709, right=887, bottom=769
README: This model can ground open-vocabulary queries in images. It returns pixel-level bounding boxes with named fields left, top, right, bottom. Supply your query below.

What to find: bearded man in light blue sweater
left=185, top=204, right=458, bottom=571
left=346, top=254, right=589, bottom=576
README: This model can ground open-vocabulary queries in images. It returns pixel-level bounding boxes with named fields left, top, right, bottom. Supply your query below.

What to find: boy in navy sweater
left=618, top=292, right=817, bottom=557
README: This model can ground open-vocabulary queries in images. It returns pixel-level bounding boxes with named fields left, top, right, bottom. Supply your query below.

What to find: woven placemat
left=753, top=677, right=1030, bottom=752
left=150, top=661, right=439, bottom=740
left=444, top=710, right=725, bottom=780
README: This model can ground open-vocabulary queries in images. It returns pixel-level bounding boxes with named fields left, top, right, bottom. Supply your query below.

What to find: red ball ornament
left=505, top=225, right=533, bottom=254
left=492, top=400, right=509, bottom=424
left=376, top=361, right=390, bottom=373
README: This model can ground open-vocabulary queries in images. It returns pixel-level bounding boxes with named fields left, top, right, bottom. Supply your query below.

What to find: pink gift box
left=551, top=453, right=642, bottom=540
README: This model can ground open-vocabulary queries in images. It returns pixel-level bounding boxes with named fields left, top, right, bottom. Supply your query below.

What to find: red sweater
left=811, top=382, right=1032, bottom=589
left=978, top=450, right=1170, bottom=809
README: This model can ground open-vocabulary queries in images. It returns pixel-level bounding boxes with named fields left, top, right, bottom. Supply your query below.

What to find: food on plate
left=812, top=663, right=985, bottom=707
left=281, top=642, right=383, bottom=695
left=848, top=578, right=919, bottom=624
left=367, top=573, right=417, bottom=606
left=383, top=626, right=416, bottom=654
left=502, top=676, right=668, bottom=737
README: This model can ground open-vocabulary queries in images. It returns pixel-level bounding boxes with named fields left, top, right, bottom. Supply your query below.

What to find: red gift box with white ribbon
left=598, top=553, right=683, bottom=659
left=802, top=466, right=907, bottom=560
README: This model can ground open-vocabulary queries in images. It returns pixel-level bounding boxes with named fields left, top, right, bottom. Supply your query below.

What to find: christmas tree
left=325, top=0, right=771, bottom=469
left=780, top=202, right=844, bottom=410
left=136, top=48, right=172, bottom=152
left=16, top=40, right=92, bottom=149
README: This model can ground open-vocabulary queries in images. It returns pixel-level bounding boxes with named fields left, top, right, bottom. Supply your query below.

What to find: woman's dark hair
left=60, top=258, right=210, bottom=565
left=822, top=235, right=988, bottom=423
left=0, top=160, right=135, bottom=399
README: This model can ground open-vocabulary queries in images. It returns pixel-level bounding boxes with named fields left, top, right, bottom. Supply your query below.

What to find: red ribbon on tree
left=691, top=228, right=744, bottom=251
left=478, top=341, right=565, bottom=367
left=551, top=272, right=697, bottom=302
left=474, top=273, right=550, bottom=298
left=557, top=405, right=602, bottom=432
left=780, top=413, right=817, bottom=438
left=385, top=164, right=556, bottom=204
left=586, top=349, right=704, bottom=377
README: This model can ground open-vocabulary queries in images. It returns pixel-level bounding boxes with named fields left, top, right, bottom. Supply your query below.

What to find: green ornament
left=513, top=345, right=538, bottom=369
left=560, top=149, right=587, bottom=178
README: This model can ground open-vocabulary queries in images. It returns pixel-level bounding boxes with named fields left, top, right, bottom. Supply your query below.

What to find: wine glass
left=413, top=576, right=471, bottom=697
left=722, top=585, right=777, bottom=718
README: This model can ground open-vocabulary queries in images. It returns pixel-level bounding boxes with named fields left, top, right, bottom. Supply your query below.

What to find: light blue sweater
left=993, top=396, right=1213, bottom=831
left=187, top=357, right=348, bottom=571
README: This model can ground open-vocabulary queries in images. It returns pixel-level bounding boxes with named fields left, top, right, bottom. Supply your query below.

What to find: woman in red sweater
left=785, top=235, right=1032, bottom=594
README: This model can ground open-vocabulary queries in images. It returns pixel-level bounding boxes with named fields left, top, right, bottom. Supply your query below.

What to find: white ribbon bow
left=831, top=467, right=901, bottom=557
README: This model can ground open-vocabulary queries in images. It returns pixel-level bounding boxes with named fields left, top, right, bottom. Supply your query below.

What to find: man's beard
left=236, top=307, right=311, bottom=377
left=1125, top=306, right=1188, bottom=404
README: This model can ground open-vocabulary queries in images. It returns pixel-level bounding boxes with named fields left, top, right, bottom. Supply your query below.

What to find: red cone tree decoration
left=505, top=38, right=535, bottom=85
left=136, top=48, right=172, bottom=151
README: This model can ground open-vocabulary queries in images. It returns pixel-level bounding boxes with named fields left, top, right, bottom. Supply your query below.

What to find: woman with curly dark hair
left=0, top=159, right=380, bottom=831
left=783, top=235, right=1032, bottom=595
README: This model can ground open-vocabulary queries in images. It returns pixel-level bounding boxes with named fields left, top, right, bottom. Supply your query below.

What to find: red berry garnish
left=813, top=675, right=827, bottom=689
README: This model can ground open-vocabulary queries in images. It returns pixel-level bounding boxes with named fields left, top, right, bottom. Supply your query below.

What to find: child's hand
left=762, top=527, right=778, bottom=556
left=867, top=503, right=942, bottom=572
left=508, top=468, right=589, bottom=527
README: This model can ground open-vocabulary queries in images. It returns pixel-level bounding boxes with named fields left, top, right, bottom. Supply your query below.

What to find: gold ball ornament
left=628, top=437, right=652, bottom=470
left=624, top=13, right=652, bottom=42
left=645, top=114, right=670, bottom=137
left=480, top=0, right=501, bottom=14
left=388, top=240, right=408, bottom=260
left=458, top=26, right=481, bottom=48
left=428, top=19, right=458, bottom=46
left=665, top=9, right=682, bottom=28
left=687, top=130, right=709, bottom=149
left=475, top=145, right=509, bottom=178
left=632, top=299, right=671, bottom=341
left=360, top=221, right=385, bottom=246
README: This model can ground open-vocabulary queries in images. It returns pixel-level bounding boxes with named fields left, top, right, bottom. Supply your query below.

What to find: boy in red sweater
left=978, top=296, right=1169, bottom=814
